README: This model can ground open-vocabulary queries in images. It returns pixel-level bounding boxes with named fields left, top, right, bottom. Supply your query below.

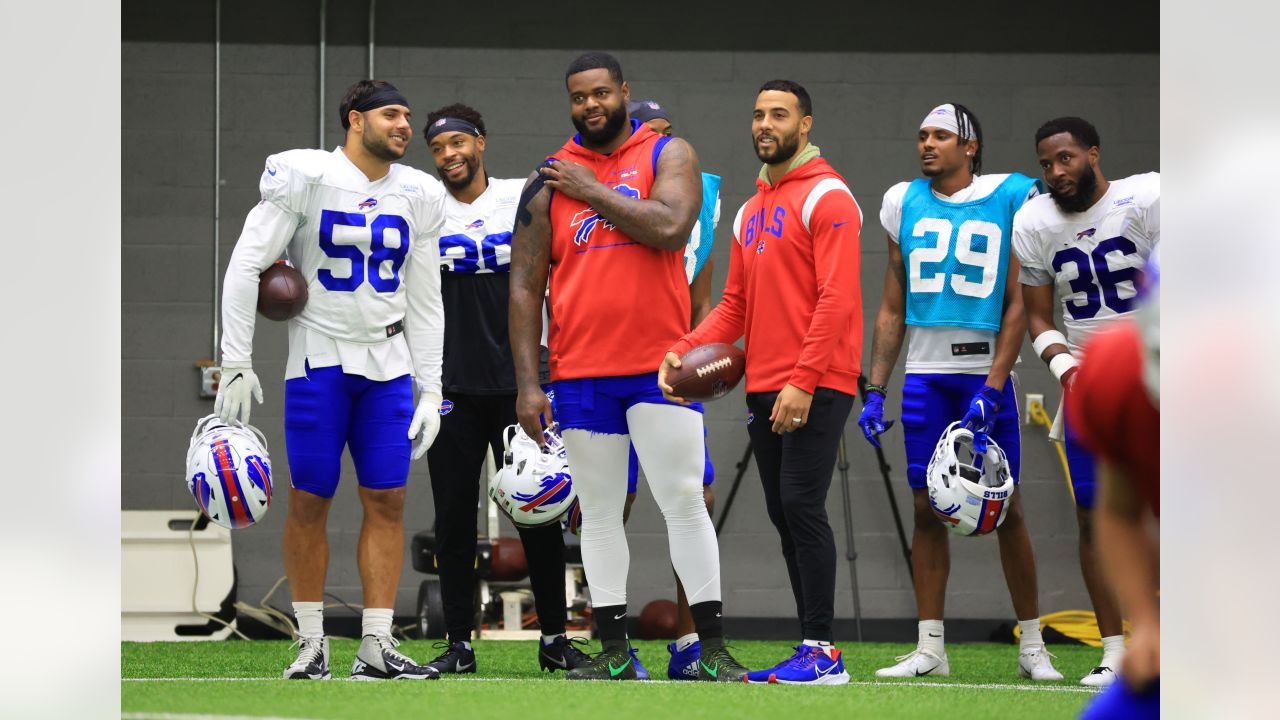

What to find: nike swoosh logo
left=914, top=663, right=939, bottom=676
left=608, top=661, right=629, bottom=677
left=613, top=613, right=625, bottom=620
left=543, top=654, right=567, bottom=669
left=225, top=373, right=243, bottom=386
left=387, top=661, right=405, bottom=671
left=928, top=633, right=941, bottom=638
left=456, top=661, right=474, bottom=672
left=700, top=660, right=719, bottom=678
left=267, top=168, right=277, bottom=176
left=816, top=663, right=839, bottom=677
left=834, top=221, right=849, bottom=228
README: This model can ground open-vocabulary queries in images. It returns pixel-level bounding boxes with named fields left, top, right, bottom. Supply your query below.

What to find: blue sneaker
left=630, top=648, right=651, bottom=680
left=667, top=641, right=700, bottom=680
left=742, top=644, right=849, bottom=685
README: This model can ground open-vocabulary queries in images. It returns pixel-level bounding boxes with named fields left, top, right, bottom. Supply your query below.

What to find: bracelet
left=864, top=383, right=888, bottom=397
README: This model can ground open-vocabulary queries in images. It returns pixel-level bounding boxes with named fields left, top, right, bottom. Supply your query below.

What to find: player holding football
left=622, top=97, right=722, bottom=680
left=1012, top=116, right=1159, bottom=687
left=662, top=80, right=863, bottom=685
left=418, top=103, right=591, bottom=675
left=508, top=52, right=748, bottom=681
left=860, top=103, right=1062, bottom=681
left=216, top=80, right=446, bottom=681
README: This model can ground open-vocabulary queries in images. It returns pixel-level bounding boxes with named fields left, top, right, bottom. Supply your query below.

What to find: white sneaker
left=283, top=636, right=331, bottom=680
left=875, top=648, right=949, bottom=678
left=351, top=634, right=439, bottom=680
left=1018, top=645, right=1064, bottom=681
left=1080, top=664, right=1118, bottom=687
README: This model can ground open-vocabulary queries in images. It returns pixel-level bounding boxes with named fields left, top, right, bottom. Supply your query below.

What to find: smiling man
left=216, top=79, right=447, bottom=681
left=507, top=51, right=747, bottom=681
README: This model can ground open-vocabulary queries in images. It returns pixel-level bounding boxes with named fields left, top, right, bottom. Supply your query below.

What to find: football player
left=1012, top=116, right=1159, bottom=687
left=508, top=52, right=748, bottom=681
left=216, top=80, right=446, bottom=681
left=859, top=103, right=1062, bottom=681
left=622, top=98, right=721, bottom=681
left=420, top=103, right=590, bottom=675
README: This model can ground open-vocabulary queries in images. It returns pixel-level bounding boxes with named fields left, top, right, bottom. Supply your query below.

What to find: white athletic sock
left=919, top=619, right=945, bottom=656
left=627, top=403, right=721, bottom=605
left=1100, top=635, right=1126, bottom=667
left=1018, top=619, right=1044, bottom=650
left=561, top=429, right=632, bottom=607
left=676, top=633, right=699, bottom=651
left=362, top=608, right=394, bottom=638
left=541, top=633, right=565, bottom=647
left=293, top=601, right=324, bottom=639
left=803, top=639, right=836, bottom=658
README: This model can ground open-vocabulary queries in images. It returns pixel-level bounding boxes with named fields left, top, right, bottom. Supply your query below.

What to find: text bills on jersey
left=219, top=147, right=447, bottom=389
left=1012, top=172, right=1159, bottom=355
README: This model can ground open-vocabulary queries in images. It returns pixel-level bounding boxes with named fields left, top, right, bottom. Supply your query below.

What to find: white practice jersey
left=881, top=174, right=1039, bottom=374
left=1012, top=172, right=1159, bottom=355
left=438, top=177, right=522, bottom=274
left=220, top=147, right=447, bottom=392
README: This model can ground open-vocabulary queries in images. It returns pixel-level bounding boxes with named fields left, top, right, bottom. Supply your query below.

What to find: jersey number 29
left=908, top=218, right=1002, bottom=299
left=318, top=210, right=410, bottom=293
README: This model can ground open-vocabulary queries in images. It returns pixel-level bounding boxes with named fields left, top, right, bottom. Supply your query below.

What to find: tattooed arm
left=509, top=169, right=555, bottom=442
left=538, top=138, right=701, bottom=252
left=868, top=235, right=908, bottom=387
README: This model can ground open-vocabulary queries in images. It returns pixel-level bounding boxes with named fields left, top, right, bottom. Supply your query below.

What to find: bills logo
left=465, top=219, right=484, bottom=229
left=439, top=399, right=454, bottom=416
left=1075, top=227, right=1096, bottom=241
left=570, top=184, right=641, bottom=245
left=513, top=472, right=573, bottom=512
left=358, top=197, right=378, bottom=211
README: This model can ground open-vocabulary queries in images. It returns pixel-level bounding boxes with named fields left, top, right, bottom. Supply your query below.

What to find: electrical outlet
left=1024, top=393, right=1044, bottom=425
left=196, top=362, right=221, bottom=399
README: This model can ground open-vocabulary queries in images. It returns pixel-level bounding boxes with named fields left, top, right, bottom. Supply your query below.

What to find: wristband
left=1049, top=353, right=1080, bottom=382
left=864, top=383, right=888, bottom=398
left=1032, top=329, right=1070, bottom=357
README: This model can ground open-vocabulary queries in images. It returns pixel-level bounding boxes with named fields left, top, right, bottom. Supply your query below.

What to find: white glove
left=214, top=363, right=264, bottom=425
left=408, top=390, right=443, bottom=460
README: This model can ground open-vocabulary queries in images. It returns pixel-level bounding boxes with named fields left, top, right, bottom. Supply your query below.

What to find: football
left=666, top=343, right=746, bottom=401
left=257, top=261, right=308, bottom=321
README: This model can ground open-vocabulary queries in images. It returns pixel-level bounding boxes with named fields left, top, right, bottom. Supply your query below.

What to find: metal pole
left=837, top=432, right=863, bottom=641
left=856, top=374, right=913, bottom=580
left=713, top=441, right=755, bottom=536
left=212, top=0, right=221, bottom=360
left=318, top=0, right=326, bottom=148
left=367, top=0, right=376, bottom=79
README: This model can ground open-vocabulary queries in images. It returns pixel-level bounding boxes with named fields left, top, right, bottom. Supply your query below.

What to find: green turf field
left=122, top=639, right=1102, bottom=719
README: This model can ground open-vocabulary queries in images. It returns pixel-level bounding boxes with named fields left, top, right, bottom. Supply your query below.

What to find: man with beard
left=859, top=103, right=1059, bottom=681
left=418, top=103, right=591, bottom=676
left=508, top=51, right=748, bottom=681
left=660, top=80, right=863, bottom=685
left=1012, top=116, right=1159, bottom=687
left=216, top=80, right=446, bottom=680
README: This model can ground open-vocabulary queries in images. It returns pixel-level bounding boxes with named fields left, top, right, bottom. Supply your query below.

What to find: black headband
left=351, top=87, right=411, bottom=114
left=426, top=117, right=482, bottom=142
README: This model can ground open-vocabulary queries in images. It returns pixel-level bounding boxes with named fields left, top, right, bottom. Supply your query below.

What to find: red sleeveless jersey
left=546, top=121, right=690, bottom=381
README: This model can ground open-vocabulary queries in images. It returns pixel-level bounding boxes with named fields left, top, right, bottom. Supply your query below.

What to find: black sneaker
left=696, top=640, right=749, bottom=682
left=350, top=634, right=439, bottom=680
left=425, top=640, right=477, bottom=675
left=564, top=644, right=637, bottom=681
left=539, top=636, right=592, bottom=673
left=283, top=636, right=331, bottom=680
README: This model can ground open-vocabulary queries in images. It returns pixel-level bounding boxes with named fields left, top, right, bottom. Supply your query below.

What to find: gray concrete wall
left=122, top=3, right=1158, bottom=628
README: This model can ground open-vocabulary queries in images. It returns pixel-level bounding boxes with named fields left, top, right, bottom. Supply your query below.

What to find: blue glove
left=858, top=391, right=895, bottom=449
left=960, top=385, right=1003, bottom=452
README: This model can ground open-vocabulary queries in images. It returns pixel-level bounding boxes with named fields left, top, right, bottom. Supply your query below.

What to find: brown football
left=666, top=343, right=746, bottom=401
left=257, top=262, right=308, bottom=321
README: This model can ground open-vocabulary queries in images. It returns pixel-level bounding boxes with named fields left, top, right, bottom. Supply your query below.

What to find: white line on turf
left=122, top=713, right=321, bottom=720
left=122, top=677, right=1098, bottom=693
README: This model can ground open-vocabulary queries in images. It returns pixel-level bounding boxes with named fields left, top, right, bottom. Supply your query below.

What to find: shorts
left=549, top=372, right=703, bottom=435
left=628, top=430, right=714, bottom=494
left=284, top=363, right=414, bottom=498
left=1063, top=403, right=1098, bottom=509
left=901, top=373, right=1021, bottom=489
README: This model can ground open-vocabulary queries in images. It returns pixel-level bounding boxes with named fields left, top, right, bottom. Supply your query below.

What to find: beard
left=572, top=103, right=628, bottom=146
left=754, top=128, right=801, bottom=165
left=437, top=154, right=479, bottom=191
left=1049, top=166, right=1099, bottom=213
left=362, top=129, right=406, bottom=162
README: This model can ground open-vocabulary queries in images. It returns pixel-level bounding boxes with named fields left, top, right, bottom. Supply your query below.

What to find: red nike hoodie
left=670, top=154, right=863, bottom=395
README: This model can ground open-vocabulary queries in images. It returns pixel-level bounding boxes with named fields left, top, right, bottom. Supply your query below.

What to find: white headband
left=920, top=103, right=968, bottom=138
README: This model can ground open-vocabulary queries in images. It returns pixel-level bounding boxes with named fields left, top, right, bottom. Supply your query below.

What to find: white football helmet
left=925, top=422, right=1014, bottom=537
left=488, top=423, right=576, bottom=527
left=185, top=414, right=273, bottom=529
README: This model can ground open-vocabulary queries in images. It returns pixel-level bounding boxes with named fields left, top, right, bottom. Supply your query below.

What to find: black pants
left=745, top=388, right=854, bottom=642
left=425, top=392, right=567, bottom=643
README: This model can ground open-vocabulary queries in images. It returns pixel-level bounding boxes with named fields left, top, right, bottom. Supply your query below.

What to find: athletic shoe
left=350, top=634, right=439, bottom=680
left=1080, top=665, right=1118, bottom=687
left=696, top=641, right=749, bottom=682
left=565, top=644, right=637, bottom=681
left=667, top=640, right=700, bottom=680
left=874, top=648, right=949, bottom=678
left=283, top=635, right=331, bottom=680
left=743, top=644, right=849, bottom=685
left=630, top=648, right=651, bottom=680
left=1018, top=645, right=1065, bottom=681
left=425, top=640, right=476, bottom=675
left=538, top=636, right=593, bottom=673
